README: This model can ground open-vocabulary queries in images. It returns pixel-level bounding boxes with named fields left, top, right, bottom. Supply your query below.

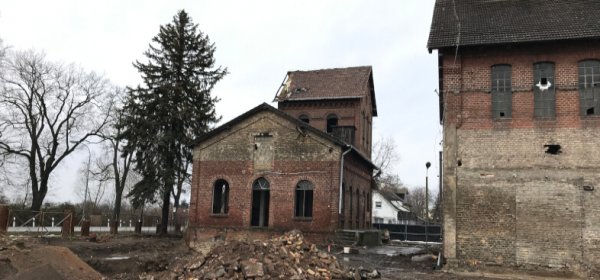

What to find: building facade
left=428, top=0, right=600, bottom=275
left=187, top=67, right=377, bottom=242
left=372, top=189, right=413, bottom=225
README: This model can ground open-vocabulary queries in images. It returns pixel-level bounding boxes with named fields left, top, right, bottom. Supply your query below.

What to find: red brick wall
left=190, top=159, right=340, bottom=232
left=278, top=98, right=373, bottom=156
left=188, top=110, right=373, bottom=235
left=340, top=154, right=373, bottom=230
left=442, top=40, right=600, bottom=129
left=441, top=40, right=600, bottom=275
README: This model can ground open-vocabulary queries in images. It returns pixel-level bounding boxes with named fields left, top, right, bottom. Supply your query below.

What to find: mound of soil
left=0, top=234, right=102, bottom=280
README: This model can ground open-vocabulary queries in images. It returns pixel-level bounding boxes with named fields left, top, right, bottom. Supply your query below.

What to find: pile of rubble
left=167, top=230, right=380, bottom=279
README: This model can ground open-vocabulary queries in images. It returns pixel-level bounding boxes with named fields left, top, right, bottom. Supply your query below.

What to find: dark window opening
left=587, top=107, right=595, bottom=115
left=212, top=180, right=229, bottom=214
left=294, top=180, right=313, bottom=218
left=299, top=114, right=309, bottom=124
left=251, top=177, right=270, bottom=227
left=491, top=65, right=512, bottom=119
left=544, top=144, right=561, bottom=155
left=326, top=114, right=338, bottom=133
left=579, top=60, right=600, bottom=116
left=534, top=62, right=556, bottom=118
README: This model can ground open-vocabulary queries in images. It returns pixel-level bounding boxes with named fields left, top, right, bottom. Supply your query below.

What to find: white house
left=372, top=189, right=414, bottom=224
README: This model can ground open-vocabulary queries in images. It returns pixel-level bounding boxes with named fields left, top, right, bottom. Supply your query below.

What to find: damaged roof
left=378, top=189, right=404, bottom=203
left=192, top=103, right=377, bottom=170
left=275, top=66, right=377, bottom=116
left=427, top=0, right=600, bottom=50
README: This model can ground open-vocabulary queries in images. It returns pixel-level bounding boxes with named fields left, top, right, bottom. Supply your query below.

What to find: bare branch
left=0, top=49, right=115, bottom=210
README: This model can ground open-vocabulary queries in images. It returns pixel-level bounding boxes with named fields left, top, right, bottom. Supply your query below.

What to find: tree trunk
left=112, top=183, right=124, bottom=234
left=31, top=185, right=47, bottom=212
left=173, top=196, right=181, bottom=233
left=159, top=189, right=170, bottom=235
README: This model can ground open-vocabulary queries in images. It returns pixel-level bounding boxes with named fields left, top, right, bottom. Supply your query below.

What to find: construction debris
left=167, top=230, right=380, bottom=279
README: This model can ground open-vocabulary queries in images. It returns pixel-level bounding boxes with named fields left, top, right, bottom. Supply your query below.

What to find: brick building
left=187, top=67, right=377, bottom=241
left=428, top=0, right=600, bottom=275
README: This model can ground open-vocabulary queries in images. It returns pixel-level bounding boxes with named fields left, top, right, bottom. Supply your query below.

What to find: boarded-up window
left=294, top=180, right=313, bottom=218
left=212, top=179, right=229, bottom=214
left=533, top=62, right=556, bottom=118
left=491, top=65, right=512, bottom=118
left=579, top=60, right=600, bottom=116
left=253, top=134, right=273, bottom=171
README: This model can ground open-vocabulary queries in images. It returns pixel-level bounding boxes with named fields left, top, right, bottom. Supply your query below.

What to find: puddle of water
left=105, top=256, right=130, bottom=260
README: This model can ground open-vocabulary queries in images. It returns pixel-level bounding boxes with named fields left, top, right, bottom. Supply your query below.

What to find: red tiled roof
left=275, top=66, right=377, bottom=115
left=427, top=0, right=600, bottom=50
left=277, top=66, right=372, bottom=100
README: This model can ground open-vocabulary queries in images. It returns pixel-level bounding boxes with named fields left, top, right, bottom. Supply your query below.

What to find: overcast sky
left=0, top=0, right=440, bottom=203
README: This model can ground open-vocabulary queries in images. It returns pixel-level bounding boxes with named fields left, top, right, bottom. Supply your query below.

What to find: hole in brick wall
left=457, top=160, right=462, bottom=167
left=587, top=107, right=595, bottom=115
left=583, top=185, right=594, bottom=191
left=499, top=112, right=505, bottom=117
left=544, top=144, right=561, bottom=155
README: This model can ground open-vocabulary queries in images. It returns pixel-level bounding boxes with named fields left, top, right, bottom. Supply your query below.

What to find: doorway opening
left=251, top=177, right=270, bottom=227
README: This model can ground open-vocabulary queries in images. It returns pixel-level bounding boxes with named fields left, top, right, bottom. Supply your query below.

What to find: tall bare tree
left=372, top=136, right=404, bottom=191
left=0, top=50, right=114, bottom=211
left=96, top=102, right=134, bottom=233
left=74, top=151, right=108, bottom=215
left=405, top=186, right=437, bottom=220
left=373, top=136, right=400, bottom=174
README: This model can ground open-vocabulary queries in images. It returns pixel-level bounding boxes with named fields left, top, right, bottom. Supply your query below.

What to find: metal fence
left=373, top=223, right=442, bottom=242
left=6, top=209, right=187, bottom=235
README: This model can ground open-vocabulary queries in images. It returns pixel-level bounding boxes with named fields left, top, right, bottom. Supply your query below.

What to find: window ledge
left=293, top=217, right=313, bottom=221
left=534, top=117, right=556, bottom=121
left=210, top=213, right=229, bottom=218
left=492, top=117, right=512, bottom=122
left=581, top=115, right=600, bottom=119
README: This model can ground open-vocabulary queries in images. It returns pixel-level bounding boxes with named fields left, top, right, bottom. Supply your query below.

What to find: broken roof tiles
left=276, top=66, right=373, bottom=101
left=427, top=0, right=600, bottom=50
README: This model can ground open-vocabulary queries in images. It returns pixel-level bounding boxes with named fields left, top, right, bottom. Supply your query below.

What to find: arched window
left=579, top=60, right=600, bottom=116
left=299, top=114, right=310, bottom=124
left=295, top=180, right=313, bottom=218
left=212, top=179, right=229, bottom=214
left=326, top=114, right=338, bottom=133
left=491, top=64, right=512, bottom=118
left=253, top=177, right=270, bottom=190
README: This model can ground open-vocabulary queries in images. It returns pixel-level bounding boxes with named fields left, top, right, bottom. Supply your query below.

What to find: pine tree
left=119, top=10, right=227, bottom=234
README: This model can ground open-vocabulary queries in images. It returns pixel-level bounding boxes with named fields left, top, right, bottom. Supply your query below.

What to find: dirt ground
left=0, top=232, right=573, bottom=280
left=0, top=234, right=103, bottom=280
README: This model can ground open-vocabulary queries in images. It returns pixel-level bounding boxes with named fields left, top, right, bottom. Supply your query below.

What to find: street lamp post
left=425, top=161, right=431, bottom=244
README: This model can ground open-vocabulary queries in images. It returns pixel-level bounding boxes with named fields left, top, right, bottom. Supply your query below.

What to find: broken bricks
left=171, top=230, right=381, bottom=279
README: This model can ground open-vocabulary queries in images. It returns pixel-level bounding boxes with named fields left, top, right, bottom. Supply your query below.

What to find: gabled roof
left=374, top=189, right=409, bottom=212
left=378, top=189, right=403, bottom=203
left=192, top=103, right=377, bottom=169
left=427, top=0, right=600, bottom=50
left=274, top=66, right=378, bottom=116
